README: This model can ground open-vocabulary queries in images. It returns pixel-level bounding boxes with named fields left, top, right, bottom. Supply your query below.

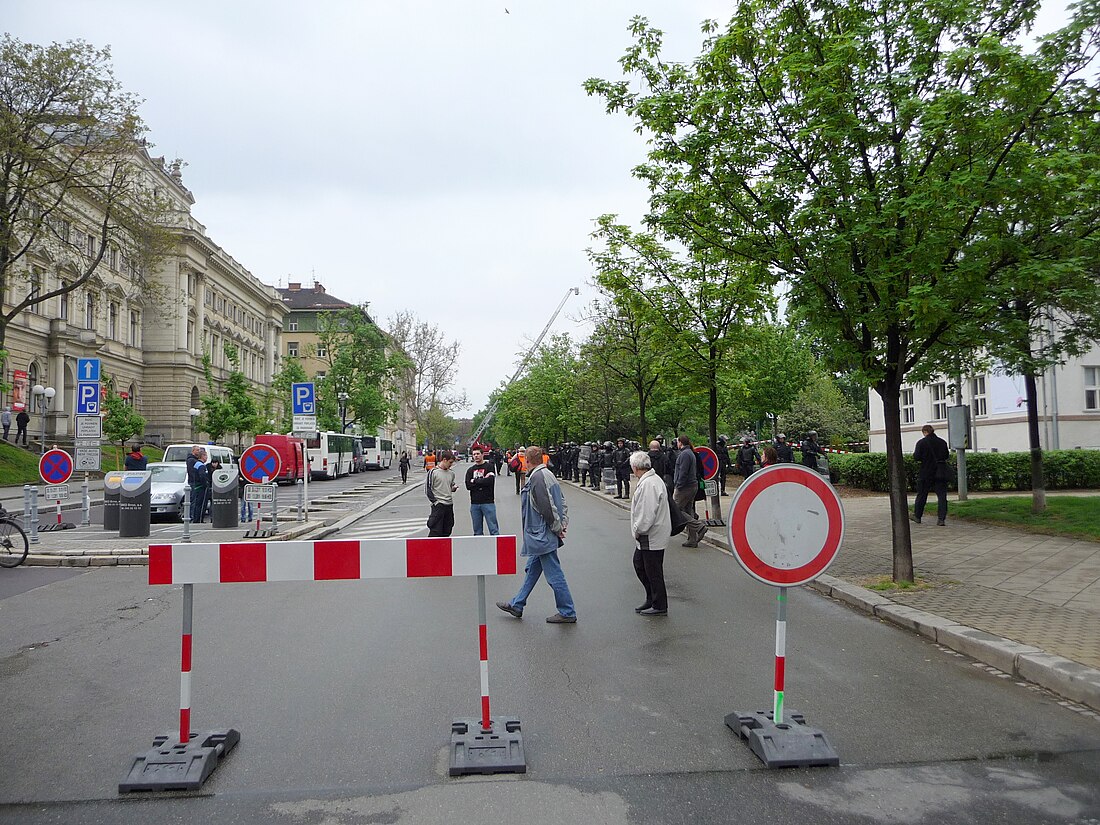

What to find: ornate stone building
left=1, top=150, right=287, bottom=447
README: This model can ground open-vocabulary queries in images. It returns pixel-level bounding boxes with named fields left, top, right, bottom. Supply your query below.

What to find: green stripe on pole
left=774, top=691, right=784, bottom=723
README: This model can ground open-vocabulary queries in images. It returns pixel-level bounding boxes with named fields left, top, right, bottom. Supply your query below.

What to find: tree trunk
left=877, top=382, right=915, bottom=583
left=638, top=385, right=649, bottom=446
left=1023, top=371, right=1047, bottom=513
left=708, top=345, right=718, bottom=448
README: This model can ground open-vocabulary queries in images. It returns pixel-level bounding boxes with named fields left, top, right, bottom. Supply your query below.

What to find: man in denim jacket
left=497, top=446, right=576, bottom=624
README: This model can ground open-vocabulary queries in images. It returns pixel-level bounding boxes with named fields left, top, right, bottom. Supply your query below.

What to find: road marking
left=340, top=517, right=427, bottom=539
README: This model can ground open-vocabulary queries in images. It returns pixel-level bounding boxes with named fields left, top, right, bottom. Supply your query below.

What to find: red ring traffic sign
left=694, top=446, right=719, bottom=481
left=240, top=444, right=282, bottom=484
left=40, top=448, right=74, bottom=485
left=726, top=464, right=844, bottom=587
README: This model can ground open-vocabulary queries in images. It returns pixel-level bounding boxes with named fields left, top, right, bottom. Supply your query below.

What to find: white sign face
left=75, top=447, right=101, bottom=471
left=704, top=479, right=719, bottom=497
left=244, top=483, right=275, bottom=502
left=43, top=484, right=70, bottom=501
left=292, top=414, right=317, bottom=433
left=75, top=415, right=103, bottom=439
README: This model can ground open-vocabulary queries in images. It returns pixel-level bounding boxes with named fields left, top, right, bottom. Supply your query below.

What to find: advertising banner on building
left=11, top=370, right=28, bottom=412
left=987, top=370, right=1028, bottom=416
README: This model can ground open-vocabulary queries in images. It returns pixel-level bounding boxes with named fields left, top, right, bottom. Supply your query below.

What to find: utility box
left=947, top=405, right=971, bottom=450
left=118, top=471, right=152, bottom=538
left=210, top=468, right=240, bottom=529
left=102, top=471, right=125, bottom=531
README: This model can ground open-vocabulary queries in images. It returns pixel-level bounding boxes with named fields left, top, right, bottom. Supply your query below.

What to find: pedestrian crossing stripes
left=340, top=517, right=427, bottom=540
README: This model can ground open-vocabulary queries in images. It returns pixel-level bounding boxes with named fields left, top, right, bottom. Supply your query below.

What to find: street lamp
left=337, top=392, right=349, bottom=433
left=31, top=384, right=56, bottom=454
left=189, top=407, right=201, bottom=442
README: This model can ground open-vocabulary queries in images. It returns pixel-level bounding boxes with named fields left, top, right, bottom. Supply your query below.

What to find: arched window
left=127, top=383, right=137, bottom=407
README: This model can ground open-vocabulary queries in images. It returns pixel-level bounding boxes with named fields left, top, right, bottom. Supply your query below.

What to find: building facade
left=868, top=345, right=1100, bottom=453
left=1, top=151, right=286, bottom=447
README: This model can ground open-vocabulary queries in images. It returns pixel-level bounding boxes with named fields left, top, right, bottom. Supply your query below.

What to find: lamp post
left=31, top=384, right=56, bottom=454
left=189, top=408, right=201, bottom=442
left=337, top=392, right=349, bottom=433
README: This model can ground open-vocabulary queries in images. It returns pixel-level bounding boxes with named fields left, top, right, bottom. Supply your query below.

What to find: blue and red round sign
left=694, top=446, right=719, bottom=481
left=240, top=444, right=282, bottom=484
left=40, top=448, right=74, bottom=485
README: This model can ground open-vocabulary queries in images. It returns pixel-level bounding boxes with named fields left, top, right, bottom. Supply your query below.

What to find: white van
left=162, top=444, right=237, bottom=466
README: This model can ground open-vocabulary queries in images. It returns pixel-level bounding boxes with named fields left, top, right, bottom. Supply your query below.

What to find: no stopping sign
left=727, top=464, right=844, bottom=587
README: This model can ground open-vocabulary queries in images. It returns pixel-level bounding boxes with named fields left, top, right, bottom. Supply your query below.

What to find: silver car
left=148, top=462, right=189, bottom=520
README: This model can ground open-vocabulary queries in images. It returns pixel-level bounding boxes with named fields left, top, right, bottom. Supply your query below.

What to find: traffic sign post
left=239, top=445, right=282, bottom=484
left=76, top=382, right=101, bottom=416
left=723, top=463, right=842, bottom=769
left=77, top=358, right=101, bottom=382
left=291, top=383, right=315, bottom=415
left=40, top=449, right=74, bottom=485
left=694, top=446, right=723, bottom=525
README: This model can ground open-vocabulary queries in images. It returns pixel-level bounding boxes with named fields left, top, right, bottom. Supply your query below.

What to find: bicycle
left=0, top=507, right=29, bottom=568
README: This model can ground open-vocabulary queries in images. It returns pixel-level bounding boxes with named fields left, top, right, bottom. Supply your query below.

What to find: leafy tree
left=0, top=36, right=175, bottom=353
left=219, top=345, right=260, bottom=451
left=102, top=376, right=144, bottom=467
left=586, top=4, right=1100, bottom=581
left=267, top=356, right=308, bottom=433
left=311, top=305, right=397, bottom=434
left=387, top=311, right=468, bottom=438
left=779, top=372, right=870, bottom=448
left=196, top=352, right=230, bottom=443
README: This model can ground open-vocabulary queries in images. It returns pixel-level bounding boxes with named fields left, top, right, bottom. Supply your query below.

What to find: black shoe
left=937, top=520, right=946, bottom=526
left=909, top=514, right=921, bottom=524
left=638, top=607, right=667, bottom=616
left=496, top=601, right=522, bottom=619
left=681, top=541, right=699, bottom=548
left=613, top=495, right=622, bottom=499
left=635, top=603, right=652, bottom=613
left=546, top=613, right=577, bottom=624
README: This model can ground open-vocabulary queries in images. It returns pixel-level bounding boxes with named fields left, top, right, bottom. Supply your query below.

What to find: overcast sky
left=4, top=1, right=1071, bottom=418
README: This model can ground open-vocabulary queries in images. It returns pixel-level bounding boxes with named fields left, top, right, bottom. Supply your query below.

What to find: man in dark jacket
left=715, top=436, right=731, bottom=495
left=612, top=438, right=632, bottom=499
left=913, top=424, right=950, bottom=526
left=735, top=437, right=761, bottom=478
left=15, top=409, right=30, bottom=446
left=801, top=431, right=823, bottom=471
left=774, top=433, right=794, bottom=463
left=672, top=435, right=707, bottom=547
left=648, top=440, right=671, bottom=488
left=124, top=444, right=147, bottom=470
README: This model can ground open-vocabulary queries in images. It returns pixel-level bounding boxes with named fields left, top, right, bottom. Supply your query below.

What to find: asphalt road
left=1, top=471, right=1098, bottom=824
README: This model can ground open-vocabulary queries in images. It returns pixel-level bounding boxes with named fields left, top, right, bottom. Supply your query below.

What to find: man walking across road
left=672, top=435, right=707, bottom=548
left=426, top=450, right=458, bottom=537
left=629, top=450, right=672, bottom=616
left=497, top=446, right=576, bottom=624
left=465, top=446, right=499, bottom=535
left=912, top=424, right=950, bottom=526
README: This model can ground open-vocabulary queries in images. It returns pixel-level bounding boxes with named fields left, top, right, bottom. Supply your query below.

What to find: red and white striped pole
left=477, top=574, right=492, bottom=733
left=179, top=583, right=194, bottom=744
left=773, top=586, right=787, bottom=724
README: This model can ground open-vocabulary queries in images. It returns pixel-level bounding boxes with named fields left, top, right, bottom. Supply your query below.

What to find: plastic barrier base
left=243, top=528, right=277, bottom=539
left=702, top=519, right=725, bottom=527
left=449, top=717, right=526, bottom=776
left=119, top=728, right=240, bottom=792
left=725, top=709, right=839, bottom=768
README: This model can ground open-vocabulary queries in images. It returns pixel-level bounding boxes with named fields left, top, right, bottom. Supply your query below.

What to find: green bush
left=828, top=449, right=1100, bottom=491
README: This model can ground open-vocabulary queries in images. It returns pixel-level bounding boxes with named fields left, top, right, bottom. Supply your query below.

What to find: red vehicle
left=252, top=434, right=307, bottom=483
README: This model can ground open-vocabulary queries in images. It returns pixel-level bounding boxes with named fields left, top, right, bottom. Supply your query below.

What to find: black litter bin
left=103, top=471, right=125, bottom=531
left=210, top=468, right=240, bottom=529
left=118, top=471, right=152, bottom=538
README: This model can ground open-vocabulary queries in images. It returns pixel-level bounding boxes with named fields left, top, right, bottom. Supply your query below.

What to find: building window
left=288, top=320, right=298, bottom=331
left=931, top=382, right=948, bottom=421
left=287, top=342, right=299, bottom=358
left=971, top=375, right=987, bottom=417
left=1086, top=366, right=1099, bottom=411
left=110, top=246, right=118, bottom=270
left=315, top=371, right=326, bottom=381
left=86, top=233, right=96, bottom=258
left=108, top=302, right=118, bottom=339
left=130, top=311, right=139, bottom=346
left=315, top=345, right=327, bottom=358
left=187, top=320, right=194, bottom=351
left=85, top=294, right=95, bottom=330
left=59, top=281, right=69, bottom=320
left=901, top=388, right=915, bottom=425
left=28, top=269, right=43, bottom=312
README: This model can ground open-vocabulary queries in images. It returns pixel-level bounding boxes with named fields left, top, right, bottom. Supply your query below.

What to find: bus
left=361, top=430, right=393, bottom=470
left=305, top=431, right=357, bottom=479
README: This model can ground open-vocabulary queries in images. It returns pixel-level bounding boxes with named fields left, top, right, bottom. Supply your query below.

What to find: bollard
left=29, top=485, right=39, bottom=544
left=81, top=473, right=91, bottom=527
left=271, top=485, right=278, bottom=532
left=23, top=484, right=31, bottom=526
left=181, top=485, right=192, bottom=543
left=296, top=479, right=304, bottom=522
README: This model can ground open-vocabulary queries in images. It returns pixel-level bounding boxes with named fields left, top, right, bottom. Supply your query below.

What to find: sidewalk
left=573, top=479, right=1100, bottom=713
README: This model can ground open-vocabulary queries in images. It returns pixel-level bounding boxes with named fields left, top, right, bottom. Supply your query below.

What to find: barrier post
left=774, top=587, right=787, bottom=725
left=271, top=484, right=278, bottom=532
left=81, top=473, right=91, bottom=526
left=477, top=575, right=491, bottom=733
left=180, top=583, right=193, bottom=743
left=29, top=485, right=39, bottom=544
left=181, top=486, right=192, bottom=543
left=22, top=484, right=30, bottom=526
left=296, top=479, right=304, bottom=522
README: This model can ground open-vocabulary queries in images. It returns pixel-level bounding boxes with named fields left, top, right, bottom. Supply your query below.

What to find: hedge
left=819, top=450, right=1100, bottom=492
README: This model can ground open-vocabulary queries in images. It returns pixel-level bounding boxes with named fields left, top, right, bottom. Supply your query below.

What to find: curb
left=568, top=478, right=1100, bottom=713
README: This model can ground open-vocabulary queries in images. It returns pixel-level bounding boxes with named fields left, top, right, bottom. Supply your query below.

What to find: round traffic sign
left=726, top=464, right=844, bottom=587
left=694, top=446, right=719, bottom=481
left=240, top=444, right=282, bottom=484
left=39, top=449, right=74, bottom=485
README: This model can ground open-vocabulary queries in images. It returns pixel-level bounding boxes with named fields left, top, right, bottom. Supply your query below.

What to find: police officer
left=612, top=438, right=632, bottom=499
left=716, top=435, right=732, bottom=496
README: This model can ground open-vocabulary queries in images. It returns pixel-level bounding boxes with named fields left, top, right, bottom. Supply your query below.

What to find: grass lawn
left=952, top=496, right=1100, bottom=542
left=0, top=441, right=43, bottom=485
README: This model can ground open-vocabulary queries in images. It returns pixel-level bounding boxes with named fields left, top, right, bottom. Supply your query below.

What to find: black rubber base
left=242, top=528, right=277, bottom=538
left=119, top=729, right=240, bottom=792
left=726, top=709, right=839, bottom=768
left=450, top=717, right=526, bottom=776
left=702, top=518, right=726, bottom=527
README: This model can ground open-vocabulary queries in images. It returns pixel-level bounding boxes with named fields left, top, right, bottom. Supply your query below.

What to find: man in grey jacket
left=497, top=446, right=576, bottom=624
left=672, top=435, right=707, bottom=548
left=630, top=451, right=672, bottom=616
left=426, top=450, right=458, bottom=537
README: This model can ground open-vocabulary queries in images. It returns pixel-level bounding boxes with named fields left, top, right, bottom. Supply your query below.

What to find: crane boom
left=469, top=286, right=579, bottom=447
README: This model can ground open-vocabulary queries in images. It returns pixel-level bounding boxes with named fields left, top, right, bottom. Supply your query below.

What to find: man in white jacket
left=629, top=451, right=672, bottom=616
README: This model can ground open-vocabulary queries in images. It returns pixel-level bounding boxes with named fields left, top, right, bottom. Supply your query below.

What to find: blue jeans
left=508, top=550, right=575, bottom=618
left=470, top=503, right=499, bottom=535
left=240, top=496, right=253, bottom=522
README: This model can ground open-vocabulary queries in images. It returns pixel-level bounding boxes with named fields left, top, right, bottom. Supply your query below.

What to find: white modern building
left=869, top=345, right=1100, bottom=453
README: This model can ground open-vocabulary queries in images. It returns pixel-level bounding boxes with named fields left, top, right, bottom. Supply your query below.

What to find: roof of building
left=278, top=282, right=355, bottom=312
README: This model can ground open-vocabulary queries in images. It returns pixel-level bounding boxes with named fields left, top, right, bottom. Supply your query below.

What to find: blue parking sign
left=76, top=382, right=100, bottom=415
left=291, top=383, right=315, bottom=415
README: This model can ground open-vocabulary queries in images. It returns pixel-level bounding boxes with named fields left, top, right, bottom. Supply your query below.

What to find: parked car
left=162, top=443, right=237, bottom=467
left=148, top=462, right=189, bottom=521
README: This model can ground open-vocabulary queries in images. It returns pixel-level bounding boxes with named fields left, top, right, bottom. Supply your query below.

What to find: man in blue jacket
left=497, top=445, right=576, bottom=624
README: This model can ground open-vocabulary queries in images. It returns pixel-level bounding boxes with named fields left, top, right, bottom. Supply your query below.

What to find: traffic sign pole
left=773, top=587, right=787, bottom=725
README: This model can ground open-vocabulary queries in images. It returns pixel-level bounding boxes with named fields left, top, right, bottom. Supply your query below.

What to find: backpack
left=508, top=454, right=521, bottom=472
left=668, top=489, right=689, bottom=536
left=424, top=469, right=436, bottom=503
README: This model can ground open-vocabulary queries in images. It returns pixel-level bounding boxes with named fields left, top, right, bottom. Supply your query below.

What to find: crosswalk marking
left=341, top=517, right=426, bottom=540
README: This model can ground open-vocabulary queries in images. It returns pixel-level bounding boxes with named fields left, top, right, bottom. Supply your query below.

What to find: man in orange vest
left=425, top=450, right=437, bottom=471
left=512, top=446, right=527, bottom=495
